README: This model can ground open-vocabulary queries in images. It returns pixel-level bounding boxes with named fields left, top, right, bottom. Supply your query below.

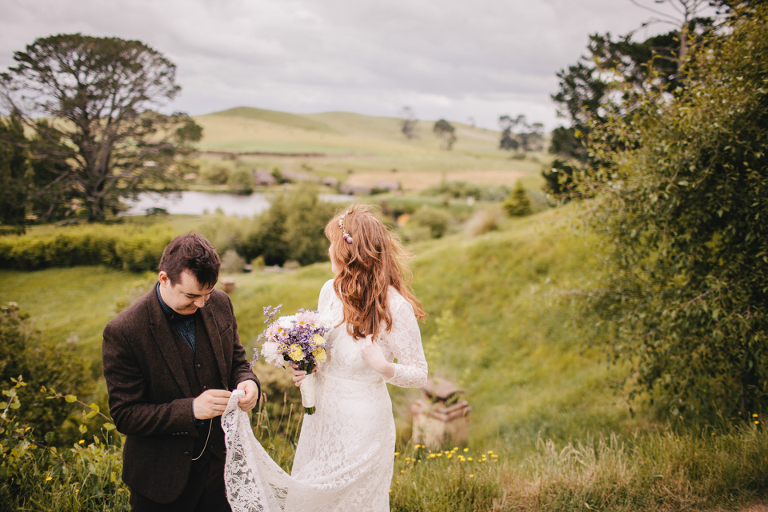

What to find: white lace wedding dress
left=222, top=279, right=428, bottom=512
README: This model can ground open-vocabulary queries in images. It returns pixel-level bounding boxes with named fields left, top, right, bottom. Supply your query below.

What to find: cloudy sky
left=0, top=0, right=707, bottom=130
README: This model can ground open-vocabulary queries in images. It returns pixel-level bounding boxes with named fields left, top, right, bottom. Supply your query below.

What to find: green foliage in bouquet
left=576, top=6, right=768, bottom=422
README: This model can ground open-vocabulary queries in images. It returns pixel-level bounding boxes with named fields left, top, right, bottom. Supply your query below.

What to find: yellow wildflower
left=463, top=448, right=469, bottom=452
left=313, top=334, right=326, bottom=346
left=45, top=476, right=52, bottom=481
left=288, top=344, right=304, bottom=361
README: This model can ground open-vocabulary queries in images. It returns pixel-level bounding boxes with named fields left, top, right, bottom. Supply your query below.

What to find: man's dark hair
left=159, top=233, right=221, bottom=288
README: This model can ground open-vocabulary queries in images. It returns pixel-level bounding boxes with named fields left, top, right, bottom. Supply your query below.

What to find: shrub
left=503, top=182, right=532, bottom=217
left=576, top=6, right=768, bottom=422
left=221, top=249, right=246, bottom=273
left=201, top=164, right=231, bottom=185
left=0, top=303, right=93, bottom=447
left=0, top=378, right=128, bottom=512
left=410, top=206, right=453, bottom=238
left=239, top=185, right=336, bottom=266
left=228, top=168, right=255, bottom=195
left=421, top=181, right=511, bottom=202
left=0, top=223, right=176, bottom=271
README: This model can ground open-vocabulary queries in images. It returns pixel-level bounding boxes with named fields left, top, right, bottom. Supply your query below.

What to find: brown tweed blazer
left=102, top=286, right=258, bottom=504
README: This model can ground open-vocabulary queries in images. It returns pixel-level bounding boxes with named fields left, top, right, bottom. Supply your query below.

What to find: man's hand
left=237, top=380, right=259, bottom=412
left=193, top=389, right=232, bottom=420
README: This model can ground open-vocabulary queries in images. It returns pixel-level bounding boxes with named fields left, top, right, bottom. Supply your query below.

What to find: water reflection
left=122, top=191, right=354, bottom=217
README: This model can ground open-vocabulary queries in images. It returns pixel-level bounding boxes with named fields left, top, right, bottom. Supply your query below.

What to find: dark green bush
left=0, top=224, right=175, bottom=271
left=238, top=184, right=336, bottom=266
left=0, top=303, right=93, bottom=446
left=228, top=168, right=255, bottom=195
left=410, top=206, right=453, bottom=238
left=421, top=180, right=510, bottom=202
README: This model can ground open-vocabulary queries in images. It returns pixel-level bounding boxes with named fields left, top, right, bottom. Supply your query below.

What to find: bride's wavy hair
left=324, top=203, right=426, bottom=340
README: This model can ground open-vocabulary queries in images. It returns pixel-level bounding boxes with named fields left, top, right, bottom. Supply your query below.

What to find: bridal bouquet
left=253, top=305, right=332, bottom=414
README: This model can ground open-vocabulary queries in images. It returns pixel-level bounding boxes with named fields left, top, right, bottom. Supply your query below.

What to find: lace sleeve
left=383, top=299, right=428, bottom=388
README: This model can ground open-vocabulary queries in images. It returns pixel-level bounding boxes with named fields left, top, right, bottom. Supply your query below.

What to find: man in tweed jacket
left=102, top=233, right=259, bottom=511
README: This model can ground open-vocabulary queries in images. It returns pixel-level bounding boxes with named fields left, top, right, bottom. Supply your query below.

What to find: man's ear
left=158, top=271, right=170, bottom=286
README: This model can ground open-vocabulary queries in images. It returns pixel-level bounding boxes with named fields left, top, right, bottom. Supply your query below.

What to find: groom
left=102, top=233, right=260, bottom=511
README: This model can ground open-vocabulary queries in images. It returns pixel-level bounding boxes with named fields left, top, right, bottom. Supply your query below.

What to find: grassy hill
left=0, top=204, right=641, bottom=451
left=192, top=106, right=550, bottom=192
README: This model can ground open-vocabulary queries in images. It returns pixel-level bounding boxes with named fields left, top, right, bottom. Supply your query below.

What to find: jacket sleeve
left=102, top=321, right=200, bottom=438
left=225, top=295, right=260, bottom=397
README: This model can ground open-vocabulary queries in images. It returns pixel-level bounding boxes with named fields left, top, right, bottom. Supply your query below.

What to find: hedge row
left=0, top=224, right=177, bottom=272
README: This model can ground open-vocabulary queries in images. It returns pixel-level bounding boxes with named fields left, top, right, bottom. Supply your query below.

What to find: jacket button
left=203, top=385, right=207, bottom=390
left=197, top=363, right=201, bottom=368
left=184, top=451, right=190, bottom=456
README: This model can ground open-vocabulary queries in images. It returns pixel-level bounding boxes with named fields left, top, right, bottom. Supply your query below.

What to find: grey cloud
left=1, top=0, right=700, bottom=129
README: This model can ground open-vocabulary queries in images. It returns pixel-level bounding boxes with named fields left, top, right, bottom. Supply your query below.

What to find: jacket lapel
left=146, top=288, right=193, bottom=397
left=200, top=305, right=230, bottom=390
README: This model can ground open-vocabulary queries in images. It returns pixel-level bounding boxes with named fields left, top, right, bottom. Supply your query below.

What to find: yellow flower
left=313, top=347, right=327, bottom=363
left=45, top=476, right=52, bottom=482
left=754, top=414, right=759, bottom=418
left=288, top=344, right=304, bottom=361
left=463, top=448, right=469, bottom=453
left=78, top=440, right=84, bottom=444
left=313, top=334, right=326, bottom=346
left=469, top=474, right=474, bottom=478
left=756, top=421, right=760, bottom=425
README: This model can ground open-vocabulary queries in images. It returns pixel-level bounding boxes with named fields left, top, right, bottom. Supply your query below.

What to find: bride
left=221, top=203, right=428, bottom=512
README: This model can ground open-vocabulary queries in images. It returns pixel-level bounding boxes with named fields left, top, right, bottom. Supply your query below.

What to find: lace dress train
left=222, top=280, right=428, bottom=512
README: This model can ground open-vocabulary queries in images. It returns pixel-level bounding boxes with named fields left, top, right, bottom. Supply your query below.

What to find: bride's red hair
left=325, top=203, right=426, bottom=340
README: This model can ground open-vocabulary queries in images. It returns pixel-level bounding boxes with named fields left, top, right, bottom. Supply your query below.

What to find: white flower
left=319, top=314, right=334, bottom=330
left=261, top=341, right=285, bottom=368
left=277, top=315, right=296, bottom=330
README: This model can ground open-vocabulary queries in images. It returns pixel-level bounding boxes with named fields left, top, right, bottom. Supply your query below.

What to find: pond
left=122, top=191, right=355, bottom=217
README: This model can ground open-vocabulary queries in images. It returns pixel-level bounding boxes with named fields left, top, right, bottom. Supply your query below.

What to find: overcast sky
left=0, top=0, right=709, bottom=130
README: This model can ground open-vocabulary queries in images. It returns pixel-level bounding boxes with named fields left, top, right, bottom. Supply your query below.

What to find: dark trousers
left=129, top=456, right=230, bottom=512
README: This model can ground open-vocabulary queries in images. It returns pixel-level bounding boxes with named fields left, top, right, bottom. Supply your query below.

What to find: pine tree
left=503, top=181, right=532, bottom=217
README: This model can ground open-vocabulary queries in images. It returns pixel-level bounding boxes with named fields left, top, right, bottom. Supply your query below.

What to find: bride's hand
left=360, top=335, right=395, bottom=380
left=290, top=363, right=312, bottom=387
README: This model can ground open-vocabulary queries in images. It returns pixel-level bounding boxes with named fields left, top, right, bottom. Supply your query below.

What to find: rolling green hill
left=192, top=106, right=550, bottom=192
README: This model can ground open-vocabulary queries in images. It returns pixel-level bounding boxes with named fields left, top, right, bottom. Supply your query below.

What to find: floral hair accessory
left=339, top=209, right=353, bottom=243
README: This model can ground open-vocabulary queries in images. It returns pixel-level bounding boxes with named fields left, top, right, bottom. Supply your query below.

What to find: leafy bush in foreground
left=577, top=6, right=768, bottom=422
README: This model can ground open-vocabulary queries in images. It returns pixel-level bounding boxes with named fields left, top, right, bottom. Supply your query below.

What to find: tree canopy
left=433, top=119, right=456, bottom=150
left=577, top=5, right=768, bottom=422
left=0, top=34, right=202, bottom=223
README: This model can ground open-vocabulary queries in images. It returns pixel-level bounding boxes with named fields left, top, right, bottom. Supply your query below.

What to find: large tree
left=0, top=34, right=202, bottom=222
left=577, top=5, right=768, bottom=422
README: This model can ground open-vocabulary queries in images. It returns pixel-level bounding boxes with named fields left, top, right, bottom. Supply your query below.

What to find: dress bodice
left=317, top=279, right=428, bottom=388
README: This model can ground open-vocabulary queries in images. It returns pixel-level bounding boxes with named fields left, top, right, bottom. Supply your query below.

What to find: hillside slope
left=0, top=205, right=639, bottom=451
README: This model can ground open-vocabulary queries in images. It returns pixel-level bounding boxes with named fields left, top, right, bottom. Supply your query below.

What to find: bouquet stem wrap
left=300, top=373, right=316, bottom=415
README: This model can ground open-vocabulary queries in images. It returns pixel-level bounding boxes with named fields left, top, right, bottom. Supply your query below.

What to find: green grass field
left=0, top=205, right=641, bottom=450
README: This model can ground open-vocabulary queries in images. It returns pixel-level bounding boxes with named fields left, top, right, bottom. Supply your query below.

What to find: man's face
left=158, top=269, right=215, bottom=315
